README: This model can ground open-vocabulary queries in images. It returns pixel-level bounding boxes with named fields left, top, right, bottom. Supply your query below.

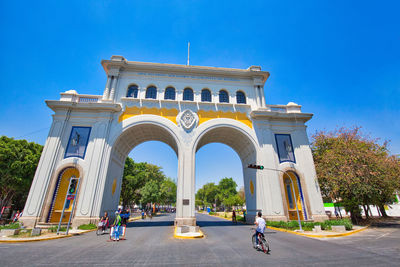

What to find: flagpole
left=187, top=42, right=190, bottom=66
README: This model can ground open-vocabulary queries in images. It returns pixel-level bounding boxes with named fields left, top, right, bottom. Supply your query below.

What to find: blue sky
left=1, top=1, right=399, bottom=191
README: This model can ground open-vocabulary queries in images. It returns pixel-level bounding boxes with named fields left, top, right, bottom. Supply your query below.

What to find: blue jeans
left=114, top=225, right=120, bottom=239
left=255, top=231, right=264, bottom=245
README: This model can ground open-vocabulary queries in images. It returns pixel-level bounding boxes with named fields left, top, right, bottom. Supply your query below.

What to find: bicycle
left=251, top=228, right=270, bottom=254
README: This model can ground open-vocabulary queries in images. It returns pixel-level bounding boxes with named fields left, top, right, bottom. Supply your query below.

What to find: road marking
left=375, top=232, right=389, bottom=240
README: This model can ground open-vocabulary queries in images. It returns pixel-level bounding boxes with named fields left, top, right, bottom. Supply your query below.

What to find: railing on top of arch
left=78, top=95, right=101, bottom=103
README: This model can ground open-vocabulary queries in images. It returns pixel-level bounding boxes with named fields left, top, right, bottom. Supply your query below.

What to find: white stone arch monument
left=20, top=55, right=327, bottom=228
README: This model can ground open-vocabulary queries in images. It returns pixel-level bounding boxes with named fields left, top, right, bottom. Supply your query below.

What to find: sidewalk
left=0, top=228, right=95, bottom=243
left=0, top=215, right=143, bottom=243
left=267, top=225, right=368, bottom=238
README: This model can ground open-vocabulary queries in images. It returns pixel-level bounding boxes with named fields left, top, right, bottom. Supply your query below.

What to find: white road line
left=375, top=232, right=390, bottom=240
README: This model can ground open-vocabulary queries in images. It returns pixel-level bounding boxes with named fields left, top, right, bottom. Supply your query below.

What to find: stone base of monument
left=31, top=228, right=42, bottom=236
left=0, top=229, right=20, bottom=236
left=175, top=225, right=203, bottom=238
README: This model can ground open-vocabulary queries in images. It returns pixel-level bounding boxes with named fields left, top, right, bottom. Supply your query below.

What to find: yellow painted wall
left=50, top=168, right=80, bottom=223
left=283, top=172, right=304, bottom=221
left=197, top=110, right=253, bottom=129
left=119, top=106, right=253, bottom=129
left=119, top=106, right=179, bottom=124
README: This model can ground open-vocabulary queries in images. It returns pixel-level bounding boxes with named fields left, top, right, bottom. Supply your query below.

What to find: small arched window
left=219, top=90, right=229, bottom=103
left=236, top=91, right=246, bottom=104
left=126, top=85, right=139, bottom=98
left=183, top=88, right=194, bottom=101
left=164, top=87, right=176, bottom=100
left=145, top=86, right=157, bottom=99
left=201, top=89, right=211, bottom=102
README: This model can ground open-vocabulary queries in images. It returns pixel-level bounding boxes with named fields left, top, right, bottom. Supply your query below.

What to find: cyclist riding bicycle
left=254, top=211, right=266, bottom=249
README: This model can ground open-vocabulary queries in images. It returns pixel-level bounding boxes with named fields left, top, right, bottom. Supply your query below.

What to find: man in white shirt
left=254, top=211, right=266, bottom=248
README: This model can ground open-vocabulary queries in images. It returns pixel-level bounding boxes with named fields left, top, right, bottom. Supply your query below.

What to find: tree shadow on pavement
left=196, top=220, right=242, bottom=227
left=127, top=220, right=174, bottom=228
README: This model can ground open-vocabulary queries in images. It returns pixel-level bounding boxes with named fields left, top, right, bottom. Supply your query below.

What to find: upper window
left=236, top=91, right=246, bottom=104
left=183, top=88, right=194, bottom=101
left=219, top=90, right=229, bottom=103
left=145, top=86, right=157, bottom=99
left=275, top=134, right=296, bottom=163
left=201, top=89, right=211, bottom=102
left=164, top=87, right=176, bottom=100
left=65, top=127, right=91, bottom=159
left=126, top=85, right=138, bottom=98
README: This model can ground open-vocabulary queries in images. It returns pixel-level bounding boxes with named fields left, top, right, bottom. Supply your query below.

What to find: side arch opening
left=194, top=125, right=259, bottom=222
left=101, top=122, right=180, bottom=219
left=46, top=167, right=80, bottom=223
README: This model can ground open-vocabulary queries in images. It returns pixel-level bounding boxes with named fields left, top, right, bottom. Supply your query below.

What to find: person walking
left=12, top=210, right=20, bottom=223
left=112, top=211, right=122, bottom=241
left=232, top=209, right=237, bottom=224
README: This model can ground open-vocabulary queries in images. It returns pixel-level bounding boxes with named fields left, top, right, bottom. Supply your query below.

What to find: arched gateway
left=20, top=56, right=328, bottom=228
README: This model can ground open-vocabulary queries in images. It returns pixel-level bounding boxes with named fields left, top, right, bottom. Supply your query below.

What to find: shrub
left=237, top=215, right=245, bottom=222
left=48, top=226, right=66, bottom=232
left=208, top=212, right=216, bottom=215
left=77, top=223, right=97, bottom=230
left=326, top=219, right=353, bottom=230
left=265, top=218, right=353, bottom=231
left=0, top=222, right=20, bottom=230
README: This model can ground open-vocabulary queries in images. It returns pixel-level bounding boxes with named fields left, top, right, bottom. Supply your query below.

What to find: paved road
left=1, top=213, right=399, bottom=266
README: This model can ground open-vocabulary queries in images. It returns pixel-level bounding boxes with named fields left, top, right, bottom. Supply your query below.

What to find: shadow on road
left=196, top=220, right=243, bottom=227
left=127, top=220, right=174, bottom=228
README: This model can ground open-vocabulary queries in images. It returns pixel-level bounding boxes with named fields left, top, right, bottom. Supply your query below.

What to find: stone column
left=102, top=76, right=112, bottom=100
left=108, top=76, right=117, bottom=101
left=259, top=86, right=266, bottom=108
left=175, top=145, right=196, bottom=226
left=254, top=85, right=261, bottom=107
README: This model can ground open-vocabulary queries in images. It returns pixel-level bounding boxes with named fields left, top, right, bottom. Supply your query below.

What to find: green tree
left=140, top=180, right=161, bottom=204
left=203, top=182, right=220, bottom=207
left=0, top=136, right=43, bottom=210
left=195, top=188, right=206, bottom=208
left=218, top=177, right=237, bottom=200
left=160, top=178, right=177, bottom=206
left=238, top=186, right=246, bottom=204
left=223, top=194, right=244, bottom=209
left=120, top=158, right=172, bottom=207
left=312, top=127, right=400, bottom=223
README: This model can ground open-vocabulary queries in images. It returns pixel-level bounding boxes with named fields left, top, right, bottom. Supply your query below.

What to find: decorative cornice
left=46, top=100, right=122, bottom=112
left=250, top=110, right=313, bottom=122
left=101, top=56, right=270, bottom=84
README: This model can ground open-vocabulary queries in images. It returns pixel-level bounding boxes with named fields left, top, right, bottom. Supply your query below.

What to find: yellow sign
left=112, top=178, right=117, bottom=196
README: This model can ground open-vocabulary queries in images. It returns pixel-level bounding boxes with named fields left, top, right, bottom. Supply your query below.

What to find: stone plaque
left=183, top=199, right=190, bottom=205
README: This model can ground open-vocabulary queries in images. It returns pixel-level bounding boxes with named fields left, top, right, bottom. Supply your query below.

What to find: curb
left=266, top=225, right=369, bottom=238
left=0, top=228, right=96, bottom=243
left=173, top=226, right=204, bottom=239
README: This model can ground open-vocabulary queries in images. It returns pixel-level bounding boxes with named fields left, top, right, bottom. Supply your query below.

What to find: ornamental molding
left=177, top=109, right=198, bottom=132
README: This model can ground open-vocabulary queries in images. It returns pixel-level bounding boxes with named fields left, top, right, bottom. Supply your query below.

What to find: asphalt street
left=1, top=213, right=399, bottom=266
